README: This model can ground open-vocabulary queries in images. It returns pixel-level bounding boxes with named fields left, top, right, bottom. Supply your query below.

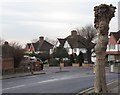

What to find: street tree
left=53, top=45, right=68, bottom=61
left=0, top=38, right=5, bottom=46
left=37, top=52, right=50, bottom=62
left=76, top=25, right=97, bottom=63
left=94, top=4, right=116, bottom=93
left=53, top=45, right=68, bottom=71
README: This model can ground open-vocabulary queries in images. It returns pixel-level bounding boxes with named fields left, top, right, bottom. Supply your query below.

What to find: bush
left=64, top=59, right=72, bottom=66
left=2, top=69, right=14, bottom=75
left=49, top=58, right=59, bottom=66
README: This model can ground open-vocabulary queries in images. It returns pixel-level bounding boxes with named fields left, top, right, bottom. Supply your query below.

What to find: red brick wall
left=2, top=57, right=14, bottom=70
left=109, top=35, right=117, bottom=44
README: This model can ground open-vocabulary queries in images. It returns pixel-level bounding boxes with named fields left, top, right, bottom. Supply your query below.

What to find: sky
left=0, top=0, right=119, bottom=47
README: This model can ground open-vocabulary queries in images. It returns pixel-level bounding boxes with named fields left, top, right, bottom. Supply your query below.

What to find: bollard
left=93, top=65, right=95, bottom=73
left=110, top=64, right=114, bottom=72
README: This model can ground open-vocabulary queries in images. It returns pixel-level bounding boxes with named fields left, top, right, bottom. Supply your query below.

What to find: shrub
left=49, top=58, right=59, bottom=66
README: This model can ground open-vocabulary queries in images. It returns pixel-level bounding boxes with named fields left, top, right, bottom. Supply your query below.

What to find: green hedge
left=64, top=60, right=72, bottom=66
left=49, top=58, right=59, bottom=66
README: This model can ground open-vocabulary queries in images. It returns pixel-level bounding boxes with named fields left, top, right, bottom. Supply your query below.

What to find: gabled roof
left=32, top=43, right=39, bottom=51
left=110, top=30, right=120, bottom=42
left=26, top=39, right=54, bottom=52
left=57, top=38, right=66, bottom=47
left=36, top=41, right=53, bottom=51
left=26, top=43, right=31, bottom=48
left=66, top=35, right=94, bottom=49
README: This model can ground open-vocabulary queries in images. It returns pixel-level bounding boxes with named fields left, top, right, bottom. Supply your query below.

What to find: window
left=118, top=44, right=120, bottom=51
left=109, top=44, right=115, bottom=49
left=73, top=48, right=77, bottom=53
left=108, top=55, right=115, bottom=61
left=50, top=49, right=53, bottom=54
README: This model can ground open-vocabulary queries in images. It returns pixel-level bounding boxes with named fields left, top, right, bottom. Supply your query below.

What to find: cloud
left=0, top=0, right=118, bottom=46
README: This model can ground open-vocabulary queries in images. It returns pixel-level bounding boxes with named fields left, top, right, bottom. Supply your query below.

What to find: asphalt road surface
left=2, top=67, right=118, bottom=93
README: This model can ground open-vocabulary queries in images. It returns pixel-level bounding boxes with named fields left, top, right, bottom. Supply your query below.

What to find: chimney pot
left=71, top=30, right=77, bottom=36
left=4, top=41, right=9, bottom=45
left=39, top=36, right=44, bottom=42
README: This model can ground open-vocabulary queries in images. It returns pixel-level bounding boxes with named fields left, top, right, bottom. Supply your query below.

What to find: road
left=2, top=67, right=118, bottom=93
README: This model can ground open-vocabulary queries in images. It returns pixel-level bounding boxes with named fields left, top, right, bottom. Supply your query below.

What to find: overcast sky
left=0, top=0, right=119, bottom=47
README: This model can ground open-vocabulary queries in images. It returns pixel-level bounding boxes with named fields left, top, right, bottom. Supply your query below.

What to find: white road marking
left=78, top=87, right=94, bottom=94
left=78, top=80, right=118, bottom=94
left=27, top=76, right=38, bottom=78
left=2, top=85, right=25, bottom=91
left=37, top=78, right=59, bottom=83
left=2, top=73, right=114, bottom=91
left=107, top=80, right=118, bottom=85
left=37, top=75, right=94, bottom=84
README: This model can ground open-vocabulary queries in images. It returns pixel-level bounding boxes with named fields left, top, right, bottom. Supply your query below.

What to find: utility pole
left=94, top=4, right=116, bottom=93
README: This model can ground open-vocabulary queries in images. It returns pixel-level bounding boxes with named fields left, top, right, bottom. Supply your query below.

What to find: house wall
left=72, top=48, right=87, bottom=55
left=25, top=45, right=30, bottom=52
left=109, top=35, right=116, bottom=44
left=107, top=34, right=119, bottom=52
left=107, top=34, right=120, bottom=61
left=30, top=44, right=35, bottom=52
left=68, top=48, right=72, bottom=55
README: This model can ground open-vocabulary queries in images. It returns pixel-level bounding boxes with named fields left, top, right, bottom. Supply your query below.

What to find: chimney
left=71, top=30, right=77, bottom=36
left=4, top=41, right=9, bottom=45
left=39, top=36, right=44, bottom=42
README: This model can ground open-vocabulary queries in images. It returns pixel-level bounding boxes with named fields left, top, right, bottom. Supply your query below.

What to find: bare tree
left=77, top=24, right=97, bottom=41
left=10, top=42, right=24, bottom=68
left=94, top=4, right=116, bottom=93
left=76, top=24, right=97, bottom=63
left=0, top=38, right=5, bottom=46
left=10, top=42, right=23, bottom=49
left=0, top=38, right=5, bottom=55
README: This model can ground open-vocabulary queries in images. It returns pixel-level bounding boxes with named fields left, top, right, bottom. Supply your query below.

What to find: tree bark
left=94, top=4, right=116, bottom=93
left=94, top=35, right=108, bottom=92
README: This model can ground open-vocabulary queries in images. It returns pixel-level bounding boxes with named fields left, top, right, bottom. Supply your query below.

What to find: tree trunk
left=94, top=35, right=108, bottom=93
left=94, top=4, right=116, bottom=93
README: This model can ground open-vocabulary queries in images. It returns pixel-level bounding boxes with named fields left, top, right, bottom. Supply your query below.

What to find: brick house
left=106, top=30, right=120, bottom=61
left=25, top=36, right=54, bottom=54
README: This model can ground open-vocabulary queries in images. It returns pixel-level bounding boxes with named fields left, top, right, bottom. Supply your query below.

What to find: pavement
left=77, top=80, right=119, bottom=94
left=1, top=66, right=120, bottom=94
left=1, top=66, right=73, bottom=79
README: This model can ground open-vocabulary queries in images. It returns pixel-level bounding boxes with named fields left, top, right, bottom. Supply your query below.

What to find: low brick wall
left=72, top=63, right=80, bottom=67
left=82, top=64, right=93, bottom=68
left=2, top=57, right=14, bottom=71
left=60, top=63, right=64, bottom=68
